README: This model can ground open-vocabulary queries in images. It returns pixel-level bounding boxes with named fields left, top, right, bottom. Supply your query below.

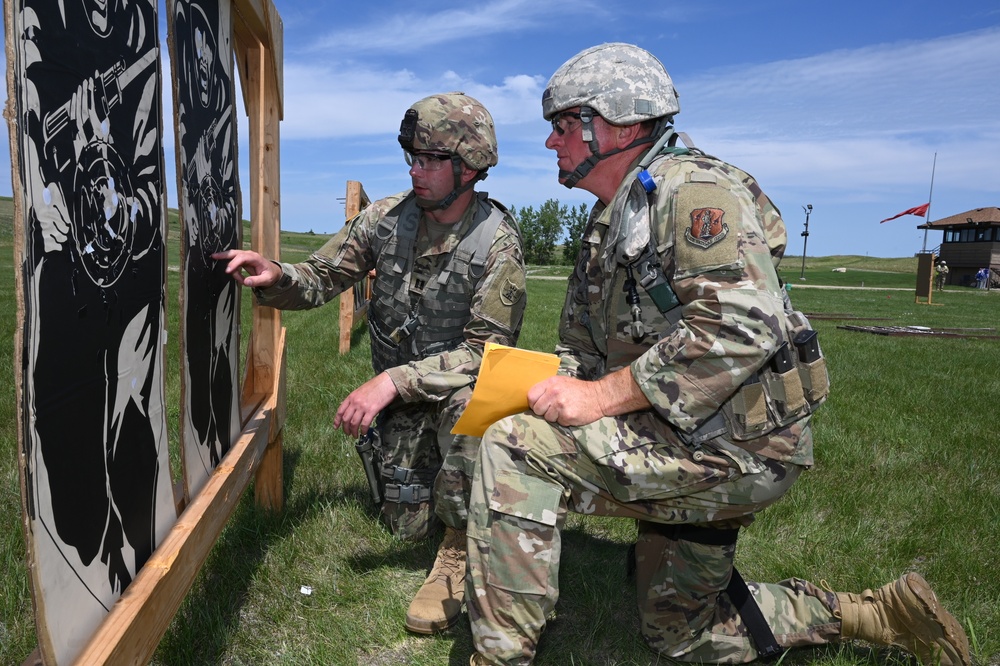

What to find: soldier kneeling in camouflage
left=465, top=44, right=969, bottom=666
left=215, top=92, right=526, bottom=635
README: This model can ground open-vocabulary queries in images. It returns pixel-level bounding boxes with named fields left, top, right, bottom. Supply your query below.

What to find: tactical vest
left=366, top=191, right=507, bottom=373
left=604, top=145, right=830, bottom=456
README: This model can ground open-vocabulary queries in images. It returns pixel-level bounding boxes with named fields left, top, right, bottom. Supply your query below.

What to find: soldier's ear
left=612, top=122, right=643, bottom=150
left=459, top=164, right=483, bottom=186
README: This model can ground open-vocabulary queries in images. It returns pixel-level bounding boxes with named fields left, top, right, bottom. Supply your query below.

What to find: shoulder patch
left=673, top=181, right=741, bottom=276
left=500, top=277, right=524, bottom=306
left=685, top=207, right=729, bottom=249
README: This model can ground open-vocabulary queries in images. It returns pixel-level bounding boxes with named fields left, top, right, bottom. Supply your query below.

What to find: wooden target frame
left=915, top=252, right=938, bottom=305
left=338, top=180, right=372, bottom=354
left=4, top=0, right=286, bottom=662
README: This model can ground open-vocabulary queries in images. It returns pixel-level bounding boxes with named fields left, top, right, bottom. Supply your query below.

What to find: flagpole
left=921, top=152, right=937, bottom=253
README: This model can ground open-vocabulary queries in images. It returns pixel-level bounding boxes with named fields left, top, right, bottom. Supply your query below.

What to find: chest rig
left=366, top=191, right=507, bottom=373
left=569, top=130, right=692, bottom=373
left=595, top=130, right=830, bottom=447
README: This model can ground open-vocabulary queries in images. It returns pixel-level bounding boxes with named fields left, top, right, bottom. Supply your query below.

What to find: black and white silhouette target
left=10, top=0, right=176, bottom=662
left=169, top=0, right=241, bottom=496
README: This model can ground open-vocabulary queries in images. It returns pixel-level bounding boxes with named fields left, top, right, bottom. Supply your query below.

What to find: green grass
left=1, top=196, right=998, bottom=665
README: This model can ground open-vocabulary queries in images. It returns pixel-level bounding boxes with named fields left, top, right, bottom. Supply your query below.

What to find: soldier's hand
left=527, top=376, right=605, bottom=427
left=212, top=249, right=281, bottom=288
left=335, top=372, right=398, bottom=438
left=528, top=367, right=651, bottom=427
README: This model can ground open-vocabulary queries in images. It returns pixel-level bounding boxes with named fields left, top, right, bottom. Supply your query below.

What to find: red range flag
left=880, top=203, right=930, bottom=223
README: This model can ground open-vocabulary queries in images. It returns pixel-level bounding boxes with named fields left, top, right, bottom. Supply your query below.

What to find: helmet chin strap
left=560, top=107, right=658, bottom=189
left=416, top=157, right=487, bottom=210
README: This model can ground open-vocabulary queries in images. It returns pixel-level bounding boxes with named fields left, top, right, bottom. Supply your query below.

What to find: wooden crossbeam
left=339, top=181, right=372, bottom=354
left=71, top=332, right=285, bottom=665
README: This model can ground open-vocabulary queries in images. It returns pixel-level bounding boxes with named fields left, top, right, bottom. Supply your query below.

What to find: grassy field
left=1, top=197, right=998, bottom=665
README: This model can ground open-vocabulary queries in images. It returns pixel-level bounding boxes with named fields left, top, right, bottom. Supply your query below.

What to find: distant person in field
left=935, top=259, right=949, bottom=291
left=214, top=92, right=526, bottom=635
left=975, top=267, right=988, bottom=289
left=465, top=43, right=969, bottom=666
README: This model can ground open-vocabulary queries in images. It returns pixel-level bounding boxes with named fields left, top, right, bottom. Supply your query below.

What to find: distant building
left=918, top=207, right=999, bottom=288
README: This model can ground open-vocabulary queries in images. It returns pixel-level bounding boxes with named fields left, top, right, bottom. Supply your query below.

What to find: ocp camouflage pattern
left=467, top=152, right=840, bottom=664
left=255, top=190, right=526, bottom=539
left=255, top=190, right=525, bottom=403
left=408, top=92, right=499, bottom=171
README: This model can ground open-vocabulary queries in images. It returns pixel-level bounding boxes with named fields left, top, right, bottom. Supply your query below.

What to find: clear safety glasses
left=550, top=111, right=583, bottom=136
left=404, top=151, right=452, bottom=171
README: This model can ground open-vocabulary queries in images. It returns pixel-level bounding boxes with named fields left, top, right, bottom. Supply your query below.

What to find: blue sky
left=3, top=0, right=999, bottom=257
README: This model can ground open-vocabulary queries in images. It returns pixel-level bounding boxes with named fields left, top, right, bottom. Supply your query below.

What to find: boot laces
left=428, top=529, right=467, bottom=589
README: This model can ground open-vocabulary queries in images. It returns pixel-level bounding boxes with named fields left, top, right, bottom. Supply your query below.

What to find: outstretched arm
left=212, top=249, right=282, bottom=288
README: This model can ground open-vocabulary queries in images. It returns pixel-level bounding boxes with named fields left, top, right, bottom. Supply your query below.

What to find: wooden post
left=915, top=253, right=936, bottom=305
left=339, top=180, right=371, bottom=354
left=339, top=284, right=354, bottom=354
left=235, top=0, right=285, bottom=512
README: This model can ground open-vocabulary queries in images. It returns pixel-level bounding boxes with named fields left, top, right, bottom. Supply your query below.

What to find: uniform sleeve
left=253, top=208, right=377, bottom=310
left=387, top=218, right=527, bottom=403
left=629, top=161, right=787, bottom=432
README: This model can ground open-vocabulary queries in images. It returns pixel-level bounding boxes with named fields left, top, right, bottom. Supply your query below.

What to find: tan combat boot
left=405, top=527, right=467, bottom=634
left=836, top=572, right=970, bottom=666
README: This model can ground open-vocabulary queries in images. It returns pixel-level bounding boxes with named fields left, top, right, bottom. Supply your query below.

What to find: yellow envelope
left=451, top=342, right=560, bottom=437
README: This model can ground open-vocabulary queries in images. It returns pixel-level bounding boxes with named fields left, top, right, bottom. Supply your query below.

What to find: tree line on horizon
left=514, top=199, right=589, bottom=266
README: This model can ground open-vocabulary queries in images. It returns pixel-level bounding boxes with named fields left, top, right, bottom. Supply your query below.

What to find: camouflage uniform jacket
left=255, top=190, right=526, bottom=403
left=558, top=151, right=816, bottom=465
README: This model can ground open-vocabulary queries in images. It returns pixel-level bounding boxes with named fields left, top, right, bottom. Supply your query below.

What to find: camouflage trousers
left=466, top=410, right=841, bottom=665
left=378, top=384, right=480, bottom=541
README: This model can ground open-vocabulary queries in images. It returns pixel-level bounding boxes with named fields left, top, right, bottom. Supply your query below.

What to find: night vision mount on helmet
left=398, top=92, right=498, bottom=210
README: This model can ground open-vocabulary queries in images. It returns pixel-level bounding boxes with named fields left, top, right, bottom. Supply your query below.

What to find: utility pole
left=799, top=204, right=812, bottom=280
left=921, top=152, right=937, bottom=253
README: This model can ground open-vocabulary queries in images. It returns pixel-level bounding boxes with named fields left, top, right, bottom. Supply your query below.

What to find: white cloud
left=683, top=27, right=1000, bottom=142
left=279, top=63, right=546, bottom=140
left=307, top=0, right=590, bottom=54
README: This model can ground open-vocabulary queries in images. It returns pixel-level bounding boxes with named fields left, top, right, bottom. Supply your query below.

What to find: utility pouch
left=759, top=342, right=809, bottom=424
left=721, top=373, right=771, bottom=440
left=798, top=358, right=829, bottom=405
left=793, top=330, right=830, bottom=405
left=355, top=428, right=384, bottom=506
left=784, top=305, right=831, bottom=407
left=367, top=316, right=402, bottom=373
left=721, top=340, right=813, bottom=442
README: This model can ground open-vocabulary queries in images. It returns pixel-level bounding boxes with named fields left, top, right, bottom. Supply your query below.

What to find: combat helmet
left=542, top=43, right=680, bottom=188
left=399, top=92, right=497, bottom=209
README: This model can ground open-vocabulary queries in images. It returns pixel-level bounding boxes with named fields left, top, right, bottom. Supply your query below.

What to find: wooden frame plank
left=338, top=181, right=372, bottom=354
left=232, top=0, right=282, bottom=119
left=235, top=6, right=285, bottom=512
left=72, top=333, right=285, bottom=665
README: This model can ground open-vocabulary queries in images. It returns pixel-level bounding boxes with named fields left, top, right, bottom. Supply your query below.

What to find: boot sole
left=405, top=611, right=461, bottom=635
left=901, top=573, right=971, bottom=666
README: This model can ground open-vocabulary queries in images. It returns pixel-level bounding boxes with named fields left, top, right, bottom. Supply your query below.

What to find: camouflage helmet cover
left=401, top=92, right=499, bottom=171
left=542, top=43, right=680, bottom=125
